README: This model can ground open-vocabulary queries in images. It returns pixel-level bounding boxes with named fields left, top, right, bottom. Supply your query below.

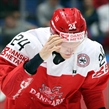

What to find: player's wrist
left=24, top=53, right=44, bottom=75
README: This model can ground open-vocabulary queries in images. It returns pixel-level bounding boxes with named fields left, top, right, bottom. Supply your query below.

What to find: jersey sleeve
left=81, top=43, right=109, bottom=109
left=0, top=30, right=43, bottom=99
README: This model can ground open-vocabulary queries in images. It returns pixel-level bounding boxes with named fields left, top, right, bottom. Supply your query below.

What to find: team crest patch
left=77, top=53, right=90, bottom=67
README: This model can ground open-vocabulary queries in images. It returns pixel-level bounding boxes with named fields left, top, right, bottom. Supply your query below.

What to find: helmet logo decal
left=60, top=31, right=85, bottom=42
left=68, top=21, right=77, bottom=30
left=55, top=15, right=59, bottom=22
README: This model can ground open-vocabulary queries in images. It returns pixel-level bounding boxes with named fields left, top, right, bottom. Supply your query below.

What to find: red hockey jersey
left=0, top=27, right=109, bottom=109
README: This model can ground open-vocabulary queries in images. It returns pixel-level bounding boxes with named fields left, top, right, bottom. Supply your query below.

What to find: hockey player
left=0, top=8, right=109, bottom=109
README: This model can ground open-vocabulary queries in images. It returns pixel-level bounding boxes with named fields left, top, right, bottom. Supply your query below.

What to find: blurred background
left=0, top=0, right=109, bottom=109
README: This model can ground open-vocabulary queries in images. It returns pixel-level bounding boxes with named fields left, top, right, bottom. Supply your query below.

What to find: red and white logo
left=77, top=53, right=90, bottom=67
left=60, top=31, right=85, bottom=42
left=92, top=64, right=109, bottom=78
left=39, top=84, right=63, bottom=100
left=55, top=15, right=59, bottom=22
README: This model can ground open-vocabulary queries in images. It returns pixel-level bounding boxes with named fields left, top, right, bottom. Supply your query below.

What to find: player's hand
left=39, top=34, right=63, bottom=60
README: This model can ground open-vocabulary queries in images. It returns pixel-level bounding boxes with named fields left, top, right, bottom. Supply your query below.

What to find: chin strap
left=52, top=52, right=65, bottom=65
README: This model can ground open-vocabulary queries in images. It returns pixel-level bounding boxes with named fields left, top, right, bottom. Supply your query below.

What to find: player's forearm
left=0, top=52, right=43, bottom=98
left=24, top=53, right=44, bottom=75
left=1, top=62, right=33, bottom=99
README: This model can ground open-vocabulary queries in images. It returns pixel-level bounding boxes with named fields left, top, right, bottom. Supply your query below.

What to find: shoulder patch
left=77, top=53, right=90, bottom=67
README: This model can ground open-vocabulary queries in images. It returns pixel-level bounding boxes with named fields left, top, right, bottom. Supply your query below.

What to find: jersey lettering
left=98, top=46, right=105, bottom=67
left=10, top=34, right=30, bottom=51
left=13, top=78, right=33, bottom=99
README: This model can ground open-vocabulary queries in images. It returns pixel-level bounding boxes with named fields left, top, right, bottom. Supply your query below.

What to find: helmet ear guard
left=50, top=8, right=87, bottom=42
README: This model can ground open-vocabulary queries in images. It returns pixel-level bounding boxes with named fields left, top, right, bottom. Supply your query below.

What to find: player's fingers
left=48, top=35, right=62, bottom=44
left=51, top=45, right=61, bottom=52
left=47, top=39, right=62, bottom=49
